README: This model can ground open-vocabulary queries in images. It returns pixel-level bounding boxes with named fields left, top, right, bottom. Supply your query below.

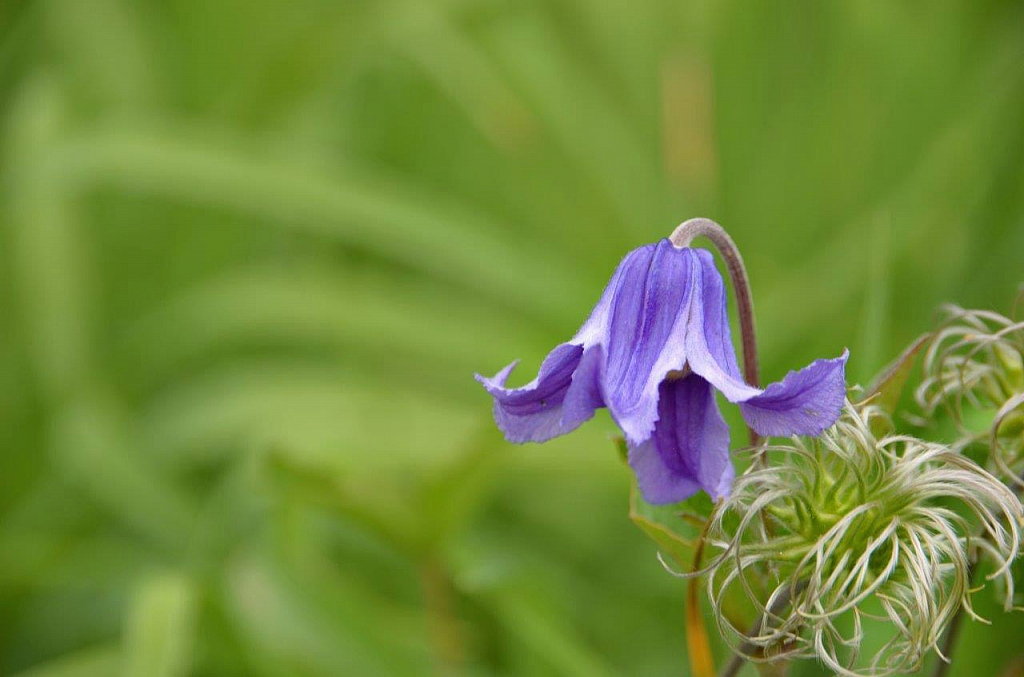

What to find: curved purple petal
left=562, top=345, right=605, bottom=427
left=739, top=350, right=849, bottom=436
left=628, top=374, right=734, bottom=504
left=684, top=250, right=848, bottom=437
left=572, top=244, right=653, bottom=347
left=685, top=249, right=761, bottom=402
left=603, top=240, right=695, bottom=444
left=475, top=343, right=604, bottom=443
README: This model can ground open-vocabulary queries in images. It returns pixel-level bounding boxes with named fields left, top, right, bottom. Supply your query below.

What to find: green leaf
left=859, top=332, right=932, bottom=415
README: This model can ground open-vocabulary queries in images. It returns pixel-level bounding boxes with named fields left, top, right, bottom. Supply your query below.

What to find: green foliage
left=2, top=1, right=1024, bottom=676
left=122, top=574, right=196, bottom=677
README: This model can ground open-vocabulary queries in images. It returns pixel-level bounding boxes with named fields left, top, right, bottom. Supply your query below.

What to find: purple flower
left=476, top=239, right=848, bottom=504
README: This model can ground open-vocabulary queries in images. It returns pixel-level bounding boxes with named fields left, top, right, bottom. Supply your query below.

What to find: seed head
left=705, top=403, right=1022, bottom=676
left=916, top=304, right=1024, bottom=487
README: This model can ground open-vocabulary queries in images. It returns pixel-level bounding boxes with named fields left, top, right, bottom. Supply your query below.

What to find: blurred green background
left=2, top=1, right=1023, bottom=675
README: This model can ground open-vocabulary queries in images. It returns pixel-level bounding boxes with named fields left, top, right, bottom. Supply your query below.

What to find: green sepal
left=859, top=332, right=932, bottom=433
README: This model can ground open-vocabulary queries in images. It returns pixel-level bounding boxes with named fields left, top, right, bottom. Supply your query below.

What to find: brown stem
left=670, top=218, right=761, bottom=446
left=686, top=516, right=719, bottom=677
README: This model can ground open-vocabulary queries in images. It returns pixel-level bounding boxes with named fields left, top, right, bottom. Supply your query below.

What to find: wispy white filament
left=916, top=304, right=1024, bottom=486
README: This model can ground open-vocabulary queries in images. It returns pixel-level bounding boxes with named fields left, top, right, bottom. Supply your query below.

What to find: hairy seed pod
left=705, top=403, right=1022, bottom=677
left=916, top=303, right=1024, bottom=487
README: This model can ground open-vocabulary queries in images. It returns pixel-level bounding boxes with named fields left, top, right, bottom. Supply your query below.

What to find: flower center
left=664, top=364, right=691, bottom=382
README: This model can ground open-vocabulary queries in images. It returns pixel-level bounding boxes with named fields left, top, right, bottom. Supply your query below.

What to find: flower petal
left=572, top=244, right=650, bottom=347
left=739, top=350, right=849, bottom=436
left=685, top=248, right=762, bottom=402
left=628, top=374, right=734, bottom=504
left=684, top=250, right=849, bottom=439
left=603, top=240, right=695, bottom=444
left=562, top=345, right=605, bottom=428
left=475, top=343, right=603, bottom=443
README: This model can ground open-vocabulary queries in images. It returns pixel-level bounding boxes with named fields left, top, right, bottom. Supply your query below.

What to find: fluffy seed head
left=705, top=403, right=1022, bottom=677
left=916, top=304, right=1024, bottom=487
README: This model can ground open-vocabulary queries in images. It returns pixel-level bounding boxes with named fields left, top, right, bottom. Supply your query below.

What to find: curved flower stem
left=718, top=581, right=808, bottom=677
left=670, top=218, right=761, bottom=446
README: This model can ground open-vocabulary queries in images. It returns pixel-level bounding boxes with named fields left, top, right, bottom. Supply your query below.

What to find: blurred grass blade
left=389, top=2, right=534, bottom=151
left=758, top=33, right=1024, bottom=355
left=122, top=265, right=546, bottom=387
left=139, top=362, right=480, bottom=470
left=420, top=423, right=504, bottom=547
left=54, top=126, right=587, bottom=324
left=7, top=77, right=92, bottom=398
left=224, top=555, right=424, bottom=676
left=853, top=215, right=892, bottom=383
left=11, top=646, right=121, bottom=677
left=487, top=12, right=666, bottom=234
left=43, top=0, right=154, bottom=109
left=122, top=574, right=196, bottom=677
left=51, top=395, right=195, bottom=549
left=488, top=587, right=616, bottom=677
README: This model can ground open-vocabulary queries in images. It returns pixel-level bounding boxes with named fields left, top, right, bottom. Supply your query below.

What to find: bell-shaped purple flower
left=476, top=239, right=848, bottom=504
